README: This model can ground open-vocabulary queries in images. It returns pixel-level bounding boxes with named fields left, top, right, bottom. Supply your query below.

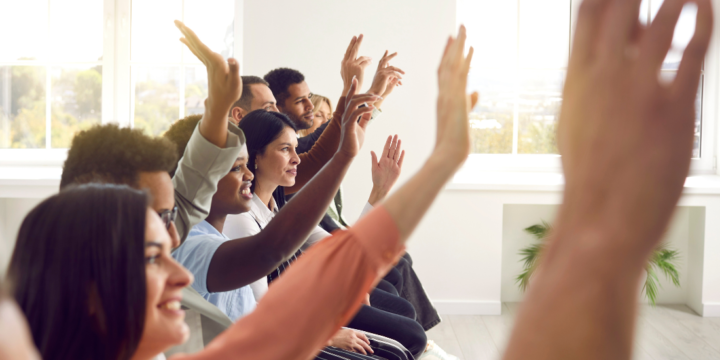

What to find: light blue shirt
left=173, top=220, right=256, bottom=321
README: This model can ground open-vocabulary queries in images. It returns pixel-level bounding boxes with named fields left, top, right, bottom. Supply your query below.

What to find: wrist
left=368, top=186, right=387, bottom=205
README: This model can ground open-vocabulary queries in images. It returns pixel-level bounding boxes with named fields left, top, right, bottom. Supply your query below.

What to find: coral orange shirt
left=170, top=205, right=404, bottom=360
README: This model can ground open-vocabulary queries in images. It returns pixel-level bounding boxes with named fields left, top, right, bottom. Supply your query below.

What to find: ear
left=230, top=107, right=246, bottom=125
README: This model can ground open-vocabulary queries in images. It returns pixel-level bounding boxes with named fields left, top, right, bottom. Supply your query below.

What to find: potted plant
left=516, top=221, right=681, bottom=305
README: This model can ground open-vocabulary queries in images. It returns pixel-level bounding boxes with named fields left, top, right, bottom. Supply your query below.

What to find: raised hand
left=503, top=1, right=714, bottom=359
left=367, top=51, right=406, bottom=108
left=435, top=25, right=478, bottom=166
left=341, top=35, right=372, bottom=95
left=555, top=0, right=713, bottom=255
left=336, top=77, right=381, bottom=160
left=175, top=20, right=241, bottom=147
left=369, top=135, right=405, bottom=205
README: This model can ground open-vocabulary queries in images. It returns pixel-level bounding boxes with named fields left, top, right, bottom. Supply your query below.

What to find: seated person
left=166, top=106, right=383, bottom=356
left=220, top=109, right=437, bottom=358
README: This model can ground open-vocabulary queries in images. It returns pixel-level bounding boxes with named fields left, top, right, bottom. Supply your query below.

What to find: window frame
left=0, top=0, right=244, bottom=165
left=455, top=0, right=720, bottom=177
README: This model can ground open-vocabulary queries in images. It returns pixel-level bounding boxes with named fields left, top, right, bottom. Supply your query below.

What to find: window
left=458, top=0, right=705, bottom=161
left=130, top=0, right=235, bottom=136
left=0, top=0, right=239, bottom=153
left=0, top=0, right=103, bottom=149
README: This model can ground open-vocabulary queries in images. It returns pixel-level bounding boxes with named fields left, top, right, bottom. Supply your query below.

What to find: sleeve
left=170, top=206, right=404, bottom=360
left=172, top=121, right=244, bottom=243
left=300, top=225, right=331, bottom=250
left=370, top=107, right=381, bottom=121
left=172, top=234, right=223, bottom=295
left=296, top=121, right=330, bottom=154
left=359, top=202, right=374, bottom=219
left=222, top=213, right=261, bottom=240
left=284, top=96, right=347, bottom=195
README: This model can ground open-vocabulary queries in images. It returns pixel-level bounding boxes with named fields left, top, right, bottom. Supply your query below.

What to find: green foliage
left=516, top=221, right=681, bottom=305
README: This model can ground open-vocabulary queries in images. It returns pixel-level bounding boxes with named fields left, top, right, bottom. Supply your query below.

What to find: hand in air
left=367, top=51, right=405, bottom=107
left=175, top=20, right=241, bottom=116
left=328, top=329, right=374, bottom=355
left=435, top=25, right=478, bottom=166
left=341, top=35, right=372, bottom=95
left=369, top=135, right=405, bottom=205
left=556, top=0, right=713, bottom=252
left=336, top=77, right=381, bottom=160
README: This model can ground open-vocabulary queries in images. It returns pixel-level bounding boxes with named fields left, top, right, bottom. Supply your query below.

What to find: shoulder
left=223, top=213, right=262, bottom=239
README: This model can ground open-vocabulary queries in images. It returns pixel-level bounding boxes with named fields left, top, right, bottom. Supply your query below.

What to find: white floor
left=426, top=303, right=720, bottom=360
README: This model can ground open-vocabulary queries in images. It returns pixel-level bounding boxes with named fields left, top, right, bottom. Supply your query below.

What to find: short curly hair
left=263, top=68, right=305, bottom=106
left=60, top=124, right=178, bottom=189
left=163, top=114, right=203, bottom=177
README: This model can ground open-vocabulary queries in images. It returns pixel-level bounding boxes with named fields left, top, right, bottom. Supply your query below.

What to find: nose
left=243, top=166, right=254, bottom=181
left=168, top=256, right=194, bottom=289
left=291, top=148, right=301, bottom=165
left=305, top=99, right=314, bottom=112
left=168, top=222, right=181, bottom=250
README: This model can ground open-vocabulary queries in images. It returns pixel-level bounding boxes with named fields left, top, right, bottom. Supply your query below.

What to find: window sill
left=448, top=171, right=720, bottom=195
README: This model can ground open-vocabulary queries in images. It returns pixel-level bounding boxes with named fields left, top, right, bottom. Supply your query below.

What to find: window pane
left=469, top=70, right=515, bottom=154
left=457, top=0, right=517, bottom=69
left=0, top=66, right=46, bottom=148
left=0, top=0, right=48, bottom=61
left=694, top=75, right=703, bottom=158
left=51, top=66, right=102, bottom=148
left=519, top=0, right=570, bottom=69
left=185, top=66, right=207, bottom=116
left=49, top=0, right=104, bottom=62
left=131, top=0, right=182, bottom=62
left=183, top=0, right=235, bottom=62
left=133, top=67, right=180, bottom=136
left=517, top=70, right=564, bottom=154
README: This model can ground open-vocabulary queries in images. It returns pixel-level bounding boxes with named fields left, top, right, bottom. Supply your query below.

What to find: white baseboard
left=432, top=300, right=502, bottom=315
left=703, top=302, right=720, bottom=317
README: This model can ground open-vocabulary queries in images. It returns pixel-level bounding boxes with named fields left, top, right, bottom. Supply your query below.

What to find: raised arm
left=206, top=80, right=380, bottom=292
left=172, top=25, right=476, bottom=360
left=171, top=21, right=244, bottom=242
left=503, top=1, right=713, bottom=359
left=286, top=35, right=373, bottom=194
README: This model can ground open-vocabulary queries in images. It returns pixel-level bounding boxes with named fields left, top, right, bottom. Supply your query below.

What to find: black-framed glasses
left=158, top=206, right=178, bottom=230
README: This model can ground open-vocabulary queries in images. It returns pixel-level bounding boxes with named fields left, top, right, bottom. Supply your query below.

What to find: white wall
left=0, top=198, right=44, bottom=275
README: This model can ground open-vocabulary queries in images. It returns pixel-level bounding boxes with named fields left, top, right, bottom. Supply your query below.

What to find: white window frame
left=0, top=0, right=243, bottom=166
left=455, top=0, right=720, bottom=177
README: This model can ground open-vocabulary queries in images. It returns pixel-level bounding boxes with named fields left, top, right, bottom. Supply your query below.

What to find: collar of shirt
left=249, top=193, right=278, bottom=227
left=188, top=220, right=228, bottom=240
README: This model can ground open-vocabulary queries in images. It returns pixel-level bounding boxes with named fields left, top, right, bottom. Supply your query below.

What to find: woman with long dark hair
left=9, top=184, right=192, bottom=360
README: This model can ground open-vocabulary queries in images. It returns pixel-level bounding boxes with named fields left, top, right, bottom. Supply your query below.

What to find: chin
left=237, top=202, right=252, bottom=214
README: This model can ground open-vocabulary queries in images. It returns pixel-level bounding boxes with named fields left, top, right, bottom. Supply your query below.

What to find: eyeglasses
left=158, top=207, right=178, bottom=230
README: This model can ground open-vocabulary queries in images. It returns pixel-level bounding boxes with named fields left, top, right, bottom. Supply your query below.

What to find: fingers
left=344, top=36, right=357, bottom=60
left=176, top=20, right=215, bottom=66
left=470, top=92, right=480, bottom=109
left=641, top=0, right=689, bottom=71
left=380, top=51, right=398, bottom=68
left=351, top=34, right=364, bottom=59
left=602, top=0, right=643, bottom=57
left=571, top=0, right=614, bottom=66
left=381, top=135, right=392, bottom=158
left=350, top=106, right=374, bottom=126
left=228, top=57, right=241, bottom=92
left=371, top=151, right=378, bottom=167
left=394, top=139, right=402, bottom=161
left=357, top=56, right=373, bottom=67
left=345, top=76, right=359, bottom=100
left=387, top=135, right=399, bottom=160
left=358, top=112, right=372, bottom=129
left=358, top=332, right=370, bottom=344
left=384, top=66, right=406, bottom=75
left=358, top=338, right=373, bottom=354
left=352, top=342, right=368, bottom=355
left=397, top=150, right=406, bottom=168
left=673, top=0, right=714, bottom=102
left=347, top=94, right=382, bottom=111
